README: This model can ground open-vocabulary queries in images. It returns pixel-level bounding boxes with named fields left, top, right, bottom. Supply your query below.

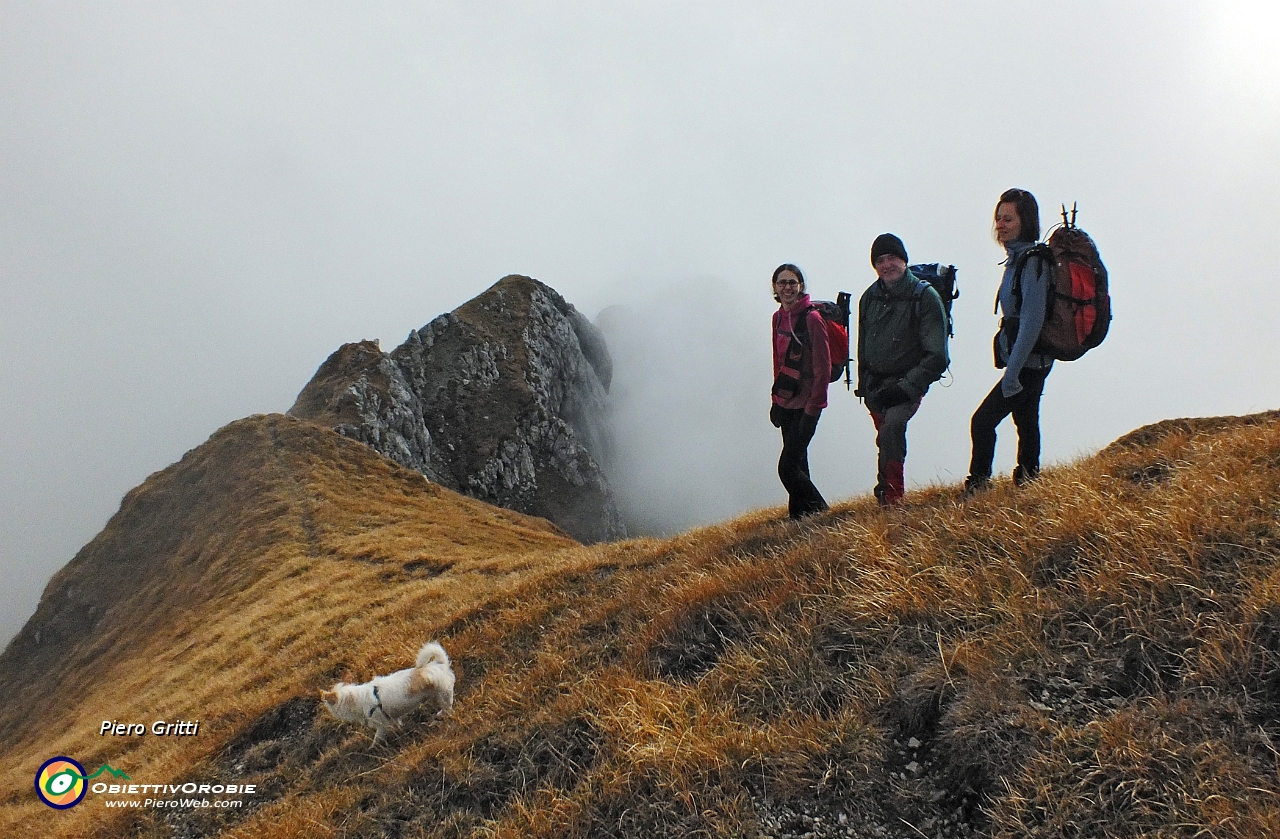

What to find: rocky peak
left=289, top=275, right=623, bottom=543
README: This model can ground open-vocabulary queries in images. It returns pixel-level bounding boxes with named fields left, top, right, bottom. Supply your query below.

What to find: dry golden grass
left=2, top=410, right=1279, bottom=838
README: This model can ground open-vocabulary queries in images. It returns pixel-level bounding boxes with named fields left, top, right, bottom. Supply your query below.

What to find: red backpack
left=809, top=293, right=852, bottom=386
left=1013, top=205, right=1111, bottom=361
left=771, top=296, right=851, bottom=402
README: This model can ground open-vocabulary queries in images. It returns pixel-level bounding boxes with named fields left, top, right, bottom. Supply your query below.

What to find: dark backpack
left=907, top=263, right=959, bottom=337
left=856, top=266, right=957, bottom=339
left=854, top=268, right=954, bottom=396
left=1012, top=207, right=1110, bottom=361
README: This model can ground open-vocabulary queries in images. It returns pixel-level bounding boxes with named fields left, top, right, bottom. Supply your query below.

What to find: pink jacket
left=772, top=294, right=830, bottom=415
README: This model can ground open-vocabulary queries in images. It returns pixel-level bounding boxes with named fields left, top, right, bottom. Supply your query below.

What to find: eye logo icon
left=35, top=757, right=88, bottom=809
left=35, top=757, right=128, bottom=809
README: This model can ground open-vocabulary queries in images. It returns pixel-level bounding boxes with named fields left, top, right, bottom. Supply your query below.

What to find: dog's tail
left=416, top=641, right=450, bottom=669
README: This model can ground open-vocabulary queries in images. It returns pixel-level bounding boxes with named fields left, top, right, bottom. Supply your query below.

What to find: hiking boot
left=961, top=475, right=990, bottom=498
left=1012, top=465, right=1039, bottom=487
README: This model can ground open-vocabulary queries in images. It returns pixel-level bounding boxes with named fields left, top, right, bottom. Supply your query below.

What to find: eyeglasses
left=774, top=279, right=799, bottom=287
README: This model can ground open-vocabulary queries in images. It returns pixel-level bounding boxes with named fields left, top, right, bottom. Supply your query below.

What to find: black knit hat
left=870, top=233, right=908, bottom=265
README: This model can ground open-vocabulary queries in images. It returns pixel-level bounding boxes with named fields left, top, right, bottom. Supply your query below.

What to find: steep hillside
left=0, top=414, right=579, bottom=835
left=3, top=411, right=1279, bottom=838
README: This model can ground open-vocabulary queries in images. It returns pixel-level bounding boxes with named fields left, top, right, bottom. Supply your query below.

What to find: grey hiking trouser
left=868, top=399, right=921, bottom=471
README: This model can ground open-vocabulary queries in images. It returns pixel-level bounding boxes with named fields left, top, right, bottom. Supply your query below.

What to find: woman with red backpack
left=965, top=188, right=1055, bottom=493
left=769, top=263, right=831, bottom=519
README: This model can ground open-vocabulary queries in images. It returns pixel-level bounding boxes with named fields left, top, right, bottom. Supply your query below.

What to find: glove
left=873, top=382, right=912, bottom=409
left=769, top=404, right=785, bottom=428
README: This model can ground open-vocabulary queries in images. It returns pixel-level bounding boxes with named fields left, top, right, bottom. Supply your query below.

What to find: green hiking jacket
left=856, top=270, right=950, bottom=400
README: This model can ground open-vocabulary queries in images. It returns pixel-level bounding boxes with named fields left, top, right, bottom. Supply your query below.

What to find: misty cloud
left=3, top=3, right=1279, bottom=644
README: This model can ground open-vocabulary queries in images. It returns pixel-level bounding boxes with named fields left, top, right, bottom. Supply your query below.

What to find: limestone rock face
left=287, top=340, right=438, bottom=480
left=290, top=275, right=623, bottom=543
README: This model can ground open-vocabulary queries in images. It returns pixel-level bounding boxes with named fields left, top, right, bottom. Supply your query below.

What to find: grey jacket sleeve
left=901, top=285, right=950, bottom=399
left=854, top=288, right=871, bottom=396
left=1002, top=254, right=1049, bottom=397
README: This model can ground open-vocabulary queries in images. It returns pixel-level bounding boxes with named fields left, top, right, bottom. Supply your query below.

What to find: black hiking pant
left=968, top=367, right=1050, bottom=481
left=775, top=407, right=828, bottom=519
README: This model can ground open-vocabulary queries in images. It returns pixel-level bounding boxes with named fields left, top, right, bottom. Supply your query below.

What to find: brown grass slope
left=0, top=414, right=577, bottom=835
left=4, top=411, right=1280, bottom=838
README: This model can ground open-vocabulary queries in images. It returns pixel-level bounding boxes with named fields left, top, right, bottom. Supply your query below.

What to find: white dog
left=320, top=641, right=455, bottom=742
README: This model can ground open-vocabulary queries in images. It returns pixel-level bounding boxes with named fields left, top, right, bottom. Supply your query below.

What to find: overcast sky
left=2, top=2, right=1277, bottom=644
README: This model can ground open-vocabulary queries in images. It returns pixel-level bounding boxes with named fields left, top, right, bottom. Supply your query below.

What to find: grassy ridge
left=3, top=412, right=1279, bottom=838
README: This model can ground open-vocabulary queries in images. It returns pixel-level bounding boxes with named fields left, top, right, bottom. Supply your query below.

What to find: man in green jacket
left=856, top=233, right=949, bottom=506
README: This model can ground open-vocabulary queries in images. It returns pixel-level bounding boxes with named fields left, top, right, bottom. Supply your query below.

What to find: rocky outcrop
left=289, top=275, right=623, bottom=543
left=287, top=340, right=438, bottom=480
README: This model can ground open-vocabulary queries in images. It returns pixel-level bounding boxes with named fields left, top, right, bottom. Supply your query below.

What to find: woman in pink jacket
left=769, top=263, right=830, bottom=519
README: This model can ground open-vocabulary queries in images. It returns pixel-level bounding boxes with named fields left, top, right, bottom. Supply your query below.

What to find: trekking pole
left=1061, top=204, right=1069, bottom=228
left=838, top=290, right=852, bottom=391
left=1070, top=202, right=1078, bottom=227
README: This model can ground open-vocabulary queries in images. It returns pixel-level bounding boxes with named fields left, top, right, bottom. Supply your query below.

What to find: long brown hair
left=994, top=188, right=1040, bottom=243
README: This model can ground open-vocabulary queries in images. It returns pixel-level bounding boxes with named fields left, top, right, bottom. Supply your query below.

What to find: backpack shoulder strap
left=1013, top=243, right=1053, bottom=292
left=910, top=279, right=929, bottom=328
left=788, top=303, right=818, bottom=348
left=1004, top=243, right=1054, bottom=313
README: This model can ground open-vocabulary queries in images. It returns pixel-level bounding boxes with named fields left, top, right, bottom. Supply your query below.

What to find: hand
left=1000, top=372, right=1023, bottom=399
left=770, top=404, right=785, bottom=427
left=874, top=382, right=912, bottom=409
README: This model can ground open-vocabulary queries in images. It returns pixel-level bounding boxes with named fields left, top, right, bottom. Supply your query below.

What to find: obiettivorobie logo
left=35, top=755, right=258, bottom=811
left=35, top=757, right=129, bottom=809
